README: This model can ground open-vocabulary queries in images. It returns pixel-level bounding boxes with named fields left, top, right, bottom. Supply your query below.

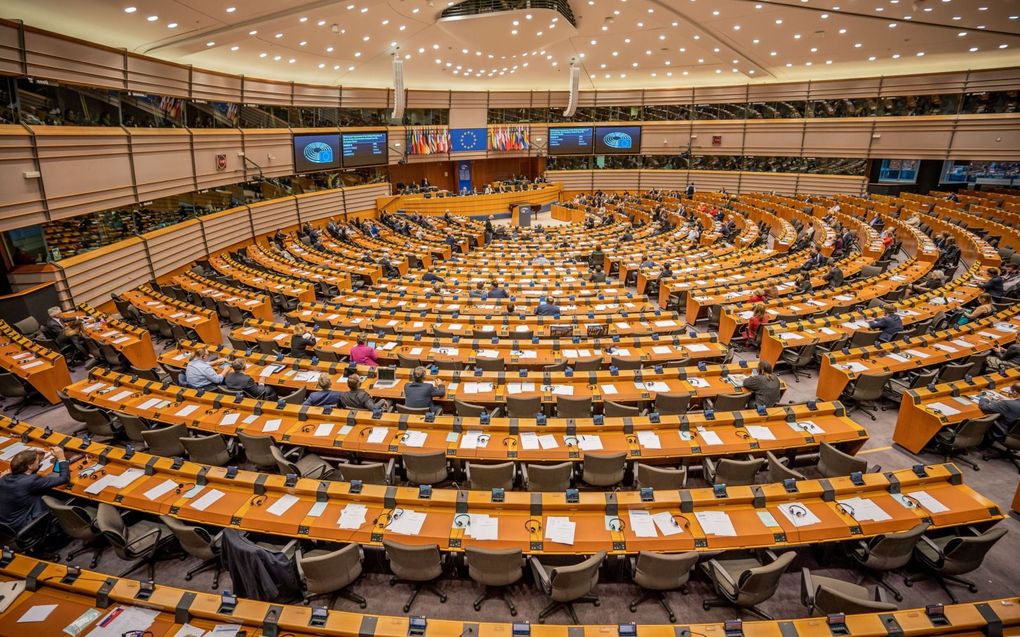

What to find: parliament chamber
left=0, top=2, right=1020, bottom=636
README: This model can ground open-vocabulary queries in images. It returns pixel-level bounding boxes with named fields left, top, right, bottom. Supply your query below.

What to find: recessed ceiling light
left=348, top=65, right=355, bottom=71
left=825, top=59, right=832, bottom=64
left=854, top=42, right=862, bottom=47
left=146, top=15, right=158, bottom=21
left=124, top=7, right=136, bottom=13
left=318, top=63, right=325, bottom=68
left=820, top=13, right=829, bottom=18
left=810, top=47, right=817, bottom=52
left=167, top=22, right=178, bottom=28
left=889, top=23, right=897, bottom=27
left=511, top=29, right=518, bottom=34
left=867, top=56, right=876, bottom=61
left=839, top=28, right=847, bottom=34
left=733, top=25, right=740, bottom=30
left=326, top=46, right=333, bottom=52
left=259, top=52, right=267, bottom=58
left=693, top=35, right=700, bottom=39
left=525, top=13, right=532, bottom=19
left=770, top=51, right=777, bottom=56
left=794, top=34, right=801, bottom=39
left=226, top=7, right=236, bottom=13
left=751, top=39, right=758, bottom=44
left=299, top=41, right=307, bottom=46
left=712, top=10, right=719, bottom=15
left=892, top=53, right=900, bottom=58
left=1000, top=44, right=1010, bottom=49
left=958, top=32, right=967, bottom=36
left=273, top=55, right=281, bottom=60
left=249, top=30, right=257, bottom=35
left=334, top=64, right=341, bottom=70
left=775, top=19, right=783, bottom=24
left=916, top=51, right=925, bottom=56
left=354, top=52, right=361, bottom=57
left=362, top=35, right=370, bottom=41
left=360, top=7, right=368, bottom=12
left=275, top=33, right=283, bottom=38
left=969, top=47, right=979, bottom=52
left=317, top=20, right=326, bottom=26
left=230, top=45, right=239, bottom=51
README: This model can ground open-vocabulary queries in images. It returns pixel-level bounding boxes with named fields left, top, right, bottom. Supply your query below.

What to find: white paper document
left=628, top=510, right=658, bottom=538
left=637, top=430, right=661, bottom=449
left=267, top=494, right=300, bottom=517
left=17, top=604, right=56, bottom=623
left=652, top=511, right=685, bottom=536
left=545, top=516, right=576, bottom=545
left=507, top=382, right=537, bottom=395
left=695, top=510, right=736, bottom=536
left=190, top=489, right=226, bottom=511
left=520, top=432, right=540, bottom=450
left=697, top=427, right=723, bottom=446
left=905, top=490, right=949, bottom=513
left=577, top=434, right=603, bottom=451
left=744, top=425, right=776, bottom=440
left=388, top=510, right=427, bottom=536
left=401, top=430, right=428, bottom=448
left=838, top=497, right=891, bottom=522
left=777, top=503, right=822, bottom=527
left=143, top=479, right=178, bottom=501
left=86, top=606, right=159, bottom=637
left=792, top=420, right=825, bottom=434
left=338, top=503, right=368, bottom=529
left=927, top=402, right=961, bottom=416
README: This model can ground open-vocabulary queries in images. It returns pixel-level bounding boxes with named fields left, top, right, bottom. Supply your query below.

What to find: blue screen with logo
left=547, top=126, right=594, bottom=155
left=594, top=126, right=642, bottom=154
left=342, top=131, right=389, bottom=167
left=293, top=134, right=341, bottom=173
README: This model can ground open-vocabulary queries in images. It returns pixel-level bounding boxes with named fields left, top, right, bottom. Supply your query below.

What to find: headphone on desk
left=524, top=519, right=543, bottom=533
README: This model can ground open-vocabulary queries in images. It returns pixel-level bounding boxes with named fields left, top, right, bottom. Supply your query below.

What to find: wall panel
left=802, top=120, right=872, bottom=157
left=807, top=78, right=883, bottom=100
left=487, top=91, right=533, bottom=108
left=295, top=189, right=345, bottom=224
left=192, top=129, right=245, bottom=189
left=641, top=88, right=693, bottom=106
left=451, top=92, right=489, bottom=109
left=126, top=55, right=189, bottom=97
left=965, top=68, right=1020, bottom=93
left=342, top=87, right=390, bottom=108
left=0, top=21, right=23, bottom=76
left=191, top=70, right=243, bottom=103
left=949, top=114, right=1020, bottom=161
left=32, top=126, right=135, bottom=219
left=201, top=207, right=253, bottom=254
left=144, top=219, right=205, bottom=276
left=881, top=72, right=969, bottom=97
left=748, top=83, right=811, bottom=102
left=243, top=78, right=292, bottom=106
left=596, top=90, right=645, bottom=107
left=743, top=120, right=804, bottom=156
left=129, top=129, right=195, bottom=202
left=689, top=121, right=745, bottom=155
left=871, top=117, right=955, bottom=159
left=543, top=170, right=592, bottom=191
left=686, top=170, right=741, bottom=193
left=240, top=129, right=295, bottom=178
left=638, top=170, right=687, bottom=191
left=24, top=30, right=124, bottom=90
left=592, top=169, right=640, bottom=191
left=58, top=239, right=150, bottom=308
left=407, top=90, right=450, bottom=109
left=0, top=125, right=47, bottom=232
left=344, top=183, right=391, bottom=213
left=249, top=197, right=298, bottom=238
left=798, top=174, right=866, bottom=196
left=740, top=171, right=799, bottom=196
left=292, top=83, right=341, bottom=108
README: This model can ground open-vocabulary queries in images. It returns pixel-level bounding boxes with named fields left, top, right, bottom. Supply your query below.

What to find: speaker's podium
left=511, top=204, right=536, bottom=227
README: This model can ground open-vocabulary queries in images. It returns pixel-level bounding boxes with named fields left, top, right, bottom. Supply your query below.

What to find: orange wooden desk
left=121, top=287, right=222, bottom=346
left=170, top=270, right=274, bottom=323
left=71, top=304, right=158, bottom=370
left=0, top=319, right=71, bottom=404
left=209, top=253, right=315, bottom=302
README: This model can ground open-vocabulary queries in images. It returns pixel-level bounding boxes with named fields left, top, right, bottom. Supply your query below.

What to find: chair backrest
left=270, top=445, right=301, bottom=476
left=850, top=330, right=881, bottom=347
left=611, top=355, right=643, bottom=370
left=141, top=424, right=187, bottom=457
left=654, top=392, right=691, bottom=415
left=549, top=551, right=606, bottom=602
left=403, top=450, right=448, bottom=485
left=938, top=527, right=1008, bottom=576
left=582, top=452, right=627, bottom=487
left=300, top=543, right=363, bottom=594
left=455, top=399, right=487, bottom=417
left=525, top=462, right=573, bottom=491
left=812, top=580, right=897, bottom=615
left=280, top=386, right=307, bottom=404
left=181, top=434, right=231, bottom=466
left=114, top=412, right=148, bottom=443
left=542, top=361, right=568, bottom=372
left=712, top=457, right=764, bottom=486
left=862, top=523, right=930, bottom=570
left=160, top=515, right=216, bottom=560
left=467, top=461, right=515, bottom=490
left=766, top=452, right=805, bottom=482
left=949, top=414, right=998, bottom=450
left=633, top=551, right=699, bottom=591
left=130, top=367, right=162, bottom=382
left=340, top=461, right=391, bottom=485
left=733, top=551, right=796, bottom=607
left=397, top=353, right=421, bottom=368
left=95, top=503, right=132, bottom=559
left=475, top=357, right=506, bottom=372
left=788, top=343, right=817, bottom=365
left=557, top=395, right=592, bottom=418
left=507, top=394, right=543, bottom=418
left=851, top=372, right=894, bottom=401
left=817, top=442, right=867, bottom=478
left=603, top=400, right=640, bottom=417
left=465, top=547, right=524, bottom=587
left=908, top=368, right=939, bottom=389
left=635, top=463, right=686, bottom=490
left=713, top=393, right=750, bottom=412
left=571, top=356, right=603, bottom=371
left=383, top=540, right=443, bottom=582
left=237, top=432, right=277, bottom=469
left=42, top=496, right=99, bottom=541
left=396, top=403, right=431, bottom=415
left=938, top=362, right=972, bottom=383
left=13, top=316, right=40, bottom=337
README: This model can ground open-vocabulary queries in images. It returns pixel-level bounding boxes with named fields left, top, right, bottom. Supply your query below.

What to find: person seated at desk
left=795, top=271, right=814, bottom=294
left=487, top=281, right=508, bottom=299
left=422, top=271, right=445, bottom=283
left=660, top=262, right=673, bottom=279
left=224, top=359, right=277, bottom=400
left=338, top=374, right=386, bottom=411
left=639, top=254, right=656, bottom=269
left=403, top=366, right=445, bottom=413
left=988, top=334, right=1020, bottom=371
left=956, top=294, right=995, bottom=326
left=741, top=303, right=768, bottom=346
left=980, top=268, right=1005, bottom=300
left=304, top=375, right=341, bottom=407
left=868, top=304, right=903, bottom=343
left=535, top=297, right=561, bottom=317
left=907, top=269, right=945, bottom=298
left=978, top=383, right=1020, bottom=442
left=532, top=254, right=551, bottom=266
left=589, top=245, right=605, bottom=269
left=469, top=282, right=487, bottom=299
left=290, top=330, right=318, bottom=359
left=41, top=307, right=87, bottom=364
left=824, top=262, right=844, bottom=289
left=742, top=361, right=782, bottom=408
left=0, top=446, right=68, bottom=532
left=350, top=334, right=380, bottom=367
left=185, top=348, right=229, bottom=390
left=801, top=248, right=825, bottom=271
left=589, top=267, right=607, bottom=283
left=748, top=288, right=767, bottom=303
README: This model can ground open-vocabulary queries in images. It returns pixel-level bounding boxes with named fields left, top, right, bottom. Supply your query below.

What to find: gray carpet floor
left=9, top=244, right=1020, bottom=626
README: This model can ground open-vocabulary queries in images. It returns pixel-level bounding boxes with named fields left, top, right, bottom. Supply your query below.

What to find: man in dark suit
left=304, top=375, right=341, bottom=407
left=338, top=375, right=385, bottom=411
left=535, top=297, right=561, bottom=317
left=223, top=360, right=276, bottom=400
left=403, top=366, right=445, bottom=413
left=41, top=307, right=87, bottom=363
left=0, top=446, right=68, bottom=531
left=868, top=304, right=903, bottom=343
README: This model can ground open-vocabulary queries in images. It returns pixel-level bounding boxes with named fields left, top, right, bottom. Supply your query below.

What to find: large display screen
left=877, top=159, right=920, bottom=184
left=293, top=133, right=341, bottom=173
left=594, top=126, right=642, bottom=154
left=547, top=126, right=594, bottom=155
left=341, top=131, right=389, bottom=167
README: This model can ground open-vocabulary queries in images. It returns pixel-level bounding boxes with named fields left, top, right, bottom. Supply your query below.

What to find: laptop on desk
left=373, top=366, right=399, bottom=389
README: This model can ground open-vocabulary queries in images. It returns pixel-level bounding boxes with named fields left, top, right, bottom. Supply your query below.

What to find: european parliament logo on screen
left=601, top=130, right=634, bottom=149
left=304, top=141, right=334, bottom=164
left=451, top=128, right=487, bottom=152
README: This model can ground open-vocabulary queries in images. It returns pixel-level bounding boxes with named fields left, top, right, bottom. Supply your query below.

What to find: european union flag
left=450, top=128, right=487, bottom=152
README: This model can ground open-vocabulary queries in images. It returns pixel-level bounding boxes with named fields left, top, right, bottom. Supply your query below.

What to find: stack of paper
left=745, top=425, right=776, bottom=440
left=545, top=516, right=576, bottom=545
left=461, top=382, right=494, bottom=394
left=367, top=427, right=390, bottom=444
left=401, top=430, right=428, bottom=448
left=507, top=382, right=537, bottom=395
left=338, top=503, right=368, bottom=529
left=388, top=510, right=427, bottom=536
left=694, top=511, right=736, bottom=536
left=462, top=514, right=499, bottom=540
left=777, top=503, right=822, bottom=527
left=637, top=431, right=661, bottom=449
left=190, top=489, right=226, bottom=512
left=460, top=431, right=490, bottom=449
left=904, top=490, right=949, bottom=513
left=628, top=510, right=658, bottom=537
left=697, top=427, right=723, bottom=446
left=577, top=435, right=603, bottom=450
left=837, top=497, right=891, bottom=521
